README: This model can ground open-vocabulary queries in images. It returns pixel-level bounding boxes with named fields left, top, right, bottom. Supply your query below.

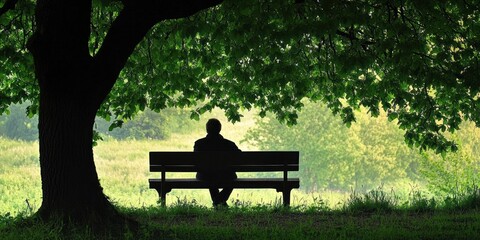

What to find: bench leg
left=160, top=192, right=167, bottom=207
left=282, top=189, right=292, bottom=207
left=154, top=188, right=167, bottom=207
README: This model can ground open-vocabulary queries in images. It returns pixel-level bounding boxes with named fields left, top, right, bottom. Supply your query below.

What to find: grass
left=2, top=110, right=480, bottom=239
left=0, top=113, right=351, bottom=216
left=0, top=109, right=422, bottom=215
left=2, top=181, right=480, bottom=240
left=140, top=208, right=480, bottom=240
left=1, top=198, right=480, bottom=240
left=2, top=162, right=480, bottom=240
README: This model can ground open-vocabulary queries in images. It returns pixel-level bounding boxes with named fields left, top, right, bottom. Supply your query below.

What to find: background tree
left=0, top=102, right=38, bottom=141
left=244, top=101, right=421, bottom=192
left=94, top=107, right=197, bottom=140
left=1, top=0, right=479, bottom=224
left=420, top=121, right=480, bottom=196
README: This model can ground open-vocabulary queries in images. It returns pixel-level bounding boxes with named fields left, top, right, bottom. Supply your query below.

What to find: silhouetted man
left=194, top=118, right=240, bottom=207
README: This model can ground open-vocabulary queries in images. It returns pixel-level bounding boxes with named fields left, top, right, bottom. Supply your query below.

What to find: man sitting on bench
left=194, top=118, right=241, bottom=207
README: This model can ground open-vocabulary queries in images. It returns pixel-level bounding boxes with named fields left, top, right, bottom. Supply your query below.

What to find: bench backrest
left=149, top=151, right=299, bottom=173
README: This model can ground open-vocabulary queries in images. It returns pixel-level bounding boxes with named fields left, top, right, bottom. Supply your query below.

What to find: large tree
left=1, top=0, right=226, bottom=223
left=1, top=0, right=479, bottom=223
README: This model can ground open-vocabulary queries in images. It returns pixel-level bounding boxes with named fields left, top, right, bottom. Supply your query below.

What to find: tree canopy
left=1, top=0, right=480, bottom=227
left=2, top=0, right=479, bottom=153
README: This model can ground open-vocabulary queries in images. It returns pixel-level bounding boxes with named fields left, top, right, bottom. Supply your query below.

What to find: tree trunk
left=36, top=86, right=118, bottom=223
left=26, top=0, right=121, bottom=225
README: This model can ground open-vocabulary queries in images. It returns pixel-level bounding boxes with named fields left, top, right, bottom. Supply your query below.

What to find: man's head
left=206, top=118, right=222, bottom=135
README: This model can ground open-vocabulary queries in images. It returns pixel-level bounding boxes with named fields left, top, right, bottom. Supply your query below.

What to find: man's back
left=194, top=134, right=240, bottom=152
left=194, top=133, right=240, bottom=181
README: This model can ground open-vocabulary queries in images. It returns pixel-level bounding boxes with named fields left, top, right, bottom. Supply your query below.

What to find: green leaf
left=108, top=120, right=124, bottom=131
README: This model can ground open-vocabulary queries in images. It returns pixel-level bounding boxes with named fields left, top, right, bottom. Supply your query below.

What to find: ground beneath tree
left=126, top=208, right=480, bottom=240
left=2, top=208, right=479, bottom=239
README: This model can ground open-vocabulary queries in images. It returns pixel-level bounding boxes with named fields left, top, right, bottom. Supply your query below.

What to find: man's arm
left=194, top=139, right=203, bottom=152
left=229, top=141, right=241, bottom=152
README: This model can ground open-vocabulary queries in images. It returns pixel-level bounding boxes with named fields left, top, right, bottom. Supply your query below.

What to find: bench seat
left=149, top=178, right=300, bottom=189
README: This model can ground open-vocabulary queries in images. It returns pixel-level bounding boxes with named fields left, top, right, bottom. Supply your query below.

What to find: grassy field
left=2, top=137, right=480, bottom=239
left=2, top=112, right=480, bottom=239
left=0, top=136, right=350, bottom=216
left=0, top=111, right=351, bottom=216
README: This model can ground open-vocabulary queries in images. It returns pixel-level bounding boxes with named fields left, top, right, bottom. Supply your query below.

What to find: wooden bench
left=149, top=151, right=300, bottom=207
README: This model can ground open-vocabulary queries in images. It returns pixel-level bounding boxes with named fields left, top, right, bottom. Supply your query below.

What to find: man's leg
left=209, top=188, right=221, bottom=206
left=218, top=174, right=236, bottom=206
left=218, top=187, right=234, bottom=205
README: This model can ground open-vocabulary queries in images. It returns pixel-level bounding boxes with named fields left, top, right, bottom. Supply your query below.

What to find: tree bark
left=37, top=87, right=118, bottom=222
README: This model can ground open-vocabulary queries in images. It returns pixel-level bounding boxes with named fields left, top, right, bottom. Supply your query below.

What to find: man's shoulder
left=222, top=138, right=240, bottom=150
left=194, top=137, right=208, bottom=148
left=222, top=138, right=236, bottom=145
left=194, top=135, right=240, bottom=151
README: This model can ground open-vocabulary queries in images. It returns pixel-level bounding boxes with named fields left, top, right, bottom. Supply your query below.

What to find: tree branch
left=336, top=29, right=376, bottom=48
left=92, top=0, right=224, bottom=106
left=0, top=0, right=19, bottom=18
left=123, top=0, right=224, bottom=21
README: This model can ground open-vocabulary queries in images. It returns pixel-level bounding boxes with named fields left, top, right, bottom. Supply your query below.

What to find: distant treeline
left=0, top=103, right=38, bottom=141
left=244, top=101, right=480, bottom=195
left=2, top=101, right=479, bottom=195
left=0, top=103, right=197, bottom=141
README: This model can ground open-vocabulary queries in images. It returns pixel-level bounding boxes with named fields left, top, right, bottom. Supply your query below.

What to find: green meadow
left=0, top=112, right=348, bottom=216
left=2, top=111, right=480, bottom=239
